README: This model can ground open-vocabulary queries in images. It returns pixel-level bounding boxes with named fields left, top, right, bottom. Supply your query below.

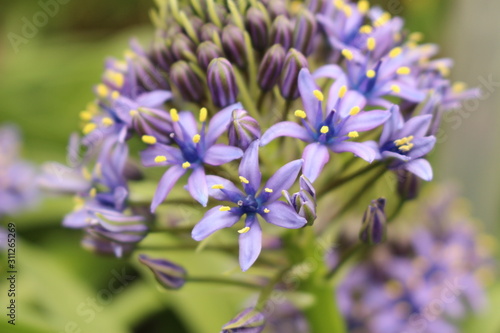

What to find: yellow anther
left=239, top=176, right=250, bottom=184
left=129, top=109, right=139, bottom=117
left=343, top=5, right=352, bottom=17
left=357, top=0, right=369, bottom=13
left=170, top=108, right=179, bottom=122
left=111, top=91, right=120, bottom=99
left=389, top=47, right=402, bottom=58
left=199, top=107, right=208, bottom=122
left=394, top=135, right=414, bottom=146
left=83, top=123, right=97, bottom=135
left=79, top=111, right=93, bottom=121
left=359, top=25, right=373, bottom=34
left=348, top=131, right=359, bottom=138
left=341, top=49, right=354, bottom=61
left=101, top=117, right=114, bottom=127
left=407, top=41, right=417, bottom=49
left=333, top=0, right=344, bottom=9
left=192, top=134, right=201, bottom=143
left=238, top=226, right=251, bottom=234
left=142, top=135, right=157, bottom=145
left=96, top=84, right=109, bottom=98
left=109, top=72, right=124, bottom=87
left=211, top=184, right=225, bottom=189
left=367, top=37, right=376, bottom=51
left=82, top=167, right=92, bottom=181
left=338, top=85, right=347, bottom=98
left=182, top=161, right=191, bottom=169
left=397, top=67, right=411, bottom=75
left=349, top=106, right=361, bottom=116
left=409, top=32, right=424, bottom=42
left=263, top=208, right=270, bottom=213
left=264, top=188, right=273, bottom=193
left=154, top=155, right=167, bottom=163
left=219, top=206, right=231, bottom=212
left=398, top=143, right=414, bottom=152
left=124, top=50, right=136, bottom=58
left=294, top=110, right=307, bottom=119
left=391, top=84, right=401, bottom=93
left=89, top=188, right=97, bottom=198
left=374, top=12, right=391, bottom=27
left=437, top=65, right=450, bottom=77
left=320, top=126, right=329, bottom=134
left=312, top=90, right=324, bottom=102
left=366, top=70, right=376, bottom=78
left=452, top=82, right=466, bottom=93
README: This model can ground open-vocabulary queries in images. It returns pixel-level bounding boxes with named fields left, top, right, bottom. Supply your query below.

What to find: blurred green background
left=0, top=0, right=499, bottom=332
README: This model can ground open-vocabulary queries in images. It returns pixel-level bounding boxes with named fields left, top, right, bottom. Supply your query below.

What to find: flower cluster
left=46, top=0, right=487, bottom=331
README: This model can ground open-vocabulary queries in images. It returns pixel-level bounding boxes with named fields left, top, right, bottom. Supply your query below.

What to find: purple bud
left=268, top=0, right=289, bottom=19
left=270, top=15, right=294, bottom=50
left=170, top=61, right=205, bottom=102
left=138, top=254, right=187, bottom=290
left=222, top=25, right=247, bottom=67
left=293, top=10, right=317, bottom=56
left=200, top=23, right=222, bottom=42
left=81, top=233, right=135, bottom=258
left=307, top=0, right=327, bottom=13
left=359, top=198, right=386, bottom=245
left=170, top=34, right=196, bottom=62
left=396, top=170, right=421, bottom=200
left=221, top=308, right=265, bottom=333
left=228, top=109, right=261, bottom=150
left=258, top=44, right=286, bottom=90
left=245, top=7, right=269, bottom=52
left=127, top=50, right=168, bottom=92
left=197, top=41, right=224, bottom=70
left=279, top=48, right=308, bottom=99
left=283, top=175, right=317, bottom=226
left=207, top=58, right=239, bottom=108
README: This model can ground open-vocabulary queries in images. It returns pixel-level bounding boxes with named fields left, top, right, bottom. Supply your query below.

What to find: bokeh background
left=0, top=0, right=499, bottom=332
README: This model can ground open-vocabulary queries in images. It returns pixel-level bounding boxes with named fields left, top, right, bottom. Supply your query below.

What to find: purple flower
left=141, top=104, right=244, bottom=211
left=283, top=175, right=317, bottom=226
left=261, top=68, right=390, bottom=182
left=364, top=105, right=436, bottom=181
left=138, top=254, right=187, bottom=290
left=192, top=141, right=306, bottom=271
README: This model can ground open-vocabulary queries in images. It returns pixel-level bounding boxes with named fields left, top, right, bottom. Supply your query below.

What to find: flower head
left=192, top=140, right=306, bottom=271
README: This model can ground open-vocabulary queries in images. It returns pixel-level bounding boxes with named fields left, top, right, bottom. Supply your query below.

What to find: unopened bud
left=359, top=198, right=386, bottom=245
left=396, top=170, right=421, bottom=200
left=170, top=61, right=205, bottom=102
left=170, top=34, right=196, bottom=62
left=228, top=109, right=261, bottom=150
left=200, top=23, right=222, bottom=42
left=293, top=9, right=317, bottom=56
left=138, top=254, right=187, bottom=290
left=222, top=25, right=247, bottom=67
left=268, top=0, right=289, bottom=19
left=283, top=175, right=317, bottom=226
left=197, top=41, right=224, bottom=70
left=270, top=15, right=294, bottom=50
left=246, top=7, right=269, bottom=51
left=221, top=308, right=265, bottom=333
left=207, top=58, right=239, bottom=108
left=258, top=44, right=286, bottom=90
left=279, top=48, right=308, bottom=99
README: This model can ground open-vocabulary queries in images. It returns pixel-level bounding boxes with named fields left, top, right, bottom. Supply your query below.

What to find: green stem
left=187, top=276, right=262, bottom=290
left=281, top=99, right=293, bottom=121
left=317, top=162, right=381, bottom=197
left=325, top=243, right=364, bottom=280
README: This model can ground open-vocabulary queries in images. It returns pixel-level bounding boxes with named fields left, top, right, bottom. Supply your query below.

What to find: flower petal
left=206, top=175, right=244, bottom=202
left=238, top=140, right=262, bottom=195
left=330, top=141, right=376, bottom=163
left=204, top=144, right=243, bottom=166
left=380, top=105, right=403, bottom=144
left=407, top=136, right=436, bottom=159
left=140, top=144, right=183, bottom=167
left=187, top=167, right=208, bottom=207
left=136, top=90, right=172, bottom=107
left=261, top=201, right=307, bottom=229
left=151, top=165, right=186, bottom=212
left=206, top=102, right=243, bottom=146
left=298, top=68, right=323, bottom=128
left=239, top=215, right=262, bottom=271
left=260, top=122, right=311, bottom=146
left=339, top=110, right=390, bottom=135
left=397, top=114, right=433, bottom=139
left=301, top=143, right=330, bottom=183
left=403, top=158, right=433, bottom=181
left=337, top=91, right=367, bottom=118
left=191, top=206, right=241, bottom=241
left=262, top=159, right=303, bottom=203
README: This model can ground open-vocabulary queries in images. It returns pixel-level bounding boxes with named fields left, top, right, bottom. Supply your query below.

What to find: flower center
left=238, top=195, right=260, bottom=214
